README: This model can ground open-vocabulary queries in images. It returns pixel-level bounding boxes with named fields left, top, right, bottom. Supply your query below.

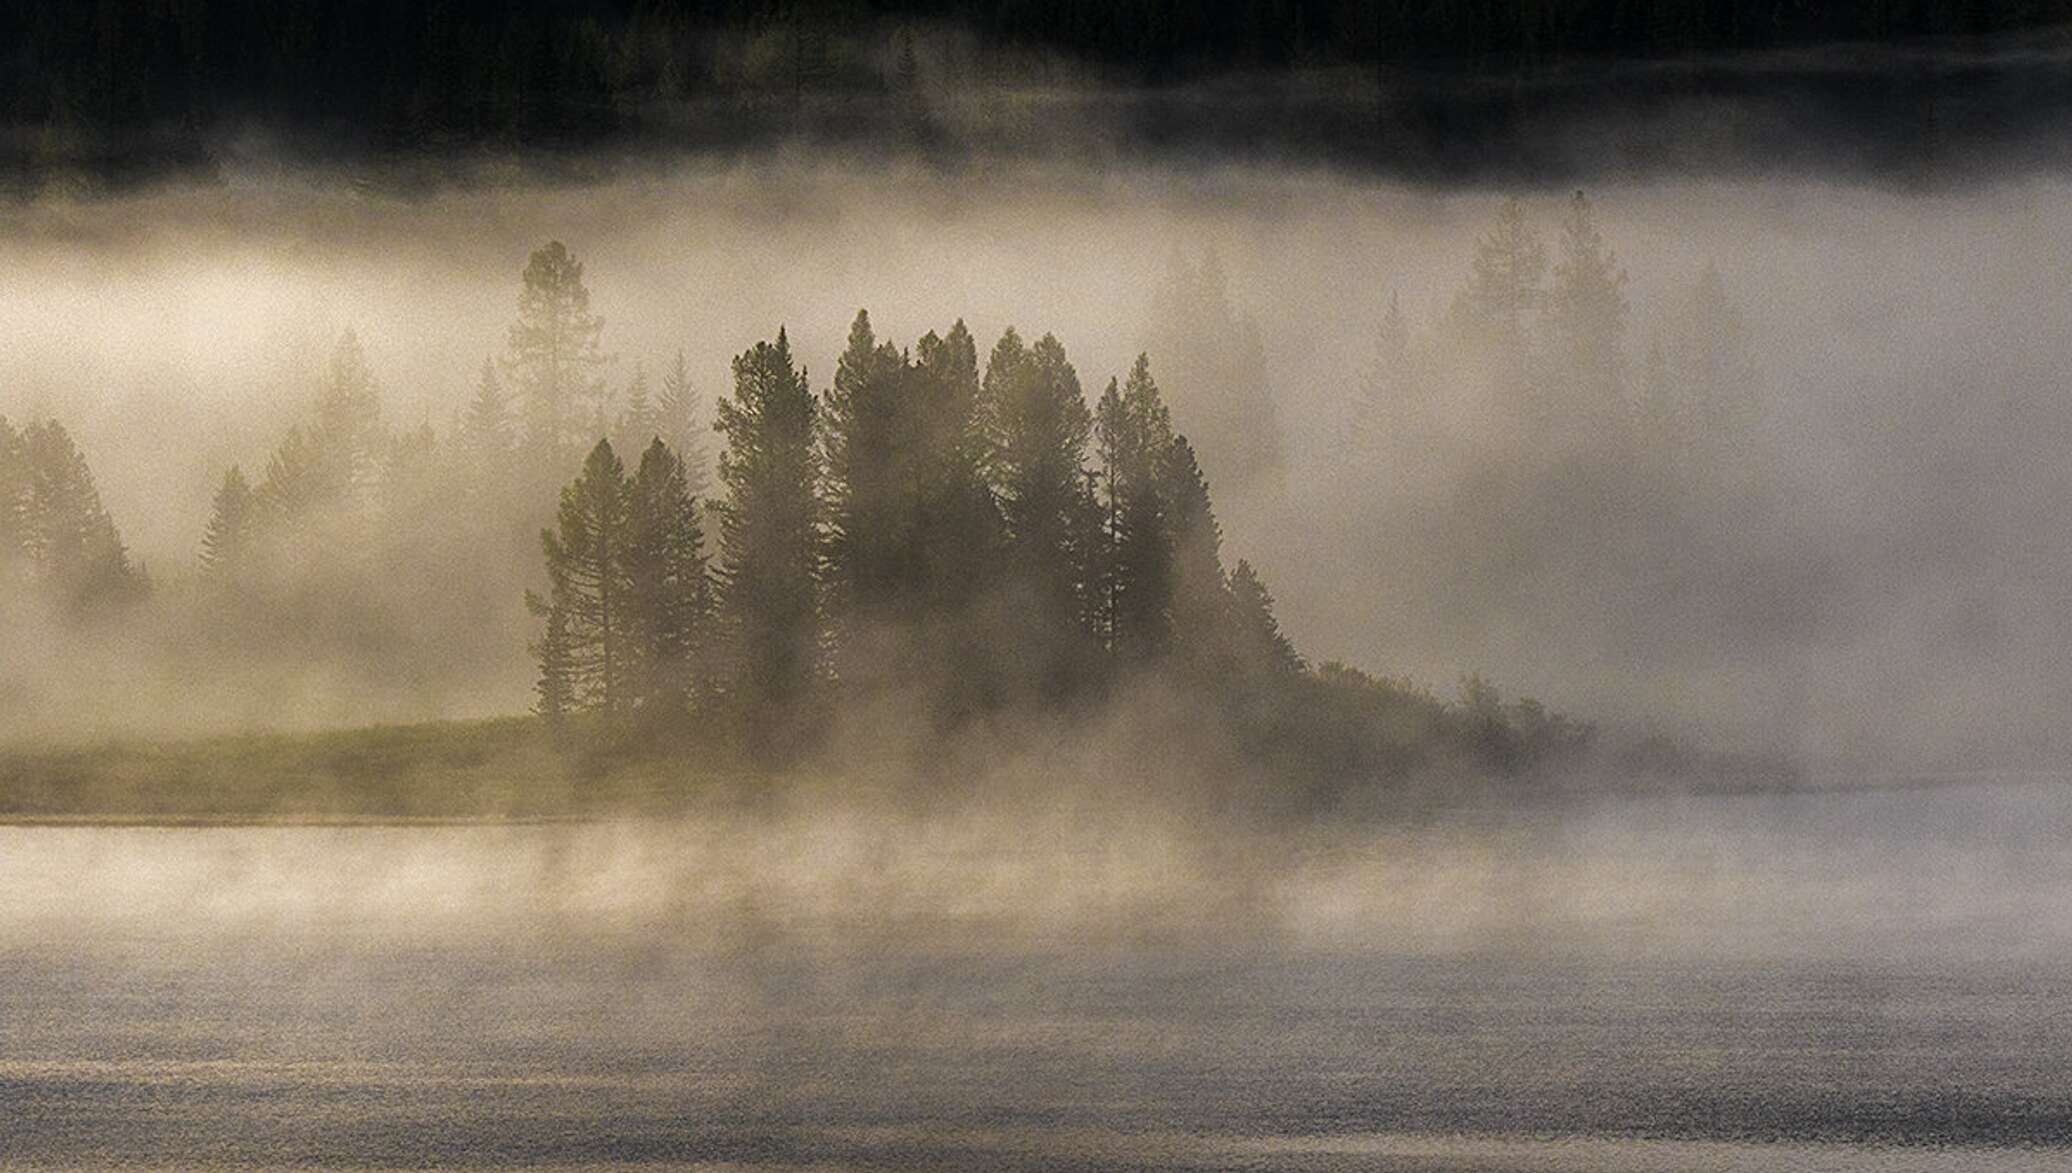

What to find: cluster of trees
left=0, top=416, right=147, bottom=617
left=1348, top=191, right=1756, bottom=473
left=8, top=1, right=2059, bottom=186
left=530, top=308, right=1307, bottom=755
left=161, top=234, right=1591, bottom=780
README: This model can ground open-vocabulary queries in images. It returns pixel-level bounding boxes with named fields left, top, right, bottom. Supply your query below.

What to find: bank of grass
left=0, top=717, right=761, bottom=822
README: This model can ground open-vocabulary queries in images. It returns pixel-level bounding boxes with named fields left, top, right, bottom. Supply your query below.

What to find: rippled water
left=5, top=780, right=2072, bottom=1170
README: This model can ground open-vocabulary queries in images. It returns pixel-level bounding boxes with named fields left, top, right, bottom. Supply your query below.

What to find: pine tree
left=308, top=329, right=388, bottom=517
left=1094, top=354, right=1178, bottom=659
left=1143, top=248, right=1283, bottom=493
left=0, top=416, right=27, bottom=586
left=822, top=309, right=921, bottom=626
left=656, top=350, right=708, bottom=496
left=1454, top=196, right=1547, bottom=411
left=1545, top=190, right=1630, bottom=436
left=538, top=438, right=637, bottom=716
left=459, top=357, right=516, bottom=494
left=714, top=329, right=824, bottom=716
left=1164, top=434, right=1230, bottom=668
left=983, top=327, right=1094, bottom=632
left=529, top=597, right=574, bottom=725
left=505, top=240, right=608, bottom=467
left=911, top=319, right=997, bottom=612
left=1350, top=292, right=1416, bottom=460
left=257, top=426, right=321, bottom=535
left=199, top=465, right=256, bottom=582
left=623, top=437, right=710, bottom=713
left=1227, top=559, right=1302, bottom=676
left=615, top=362, right=659, bottom=454
left=18, top=420, right=146, bottom=610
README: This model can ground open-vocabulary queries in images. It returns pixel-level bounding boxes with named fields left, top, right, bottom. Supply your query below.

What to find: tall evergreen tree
left=1163, top=434, right=1230, bottom=668
left=714, top=329, right=824, bottom=718
left=505, top=240, right=608, bottom=466
left=536, top=438, right=637, bottom=716
left=0, top=416, right=27, bottom=587
left=18, top=420, right=146, bottom=610
left=199, top=465, right=256, bottom=583
left=1143, top=248, right=1283, bottom=493
left=822, top=309, right=922, bottom=627
left=983, top=328, right=1095, bottom=632
left=459, top=356, right=516, bottom=493
left=531, top=599, right=574, bottom=725
left=1454, top=196, right=1547, bottom=411
left=656, top=350, right=708, bottom=496
left=1094, top=354, right=1178, bottom=659
left=911, top=319, right=998, bottom=612
left=615, top=362, right=659, bottom=454
left=1227, top=559, right=1302, bottom=676
left=622, top=437, right=710, bottom=713
left=1545, top=190, right=1630, bottom=435
left=308, top=330, right=389, bottom=522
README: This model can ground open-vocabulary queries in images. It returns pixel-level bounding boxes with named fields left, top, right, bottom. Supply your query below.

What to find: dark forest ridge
left=9, top=3, right=2072, bottom=191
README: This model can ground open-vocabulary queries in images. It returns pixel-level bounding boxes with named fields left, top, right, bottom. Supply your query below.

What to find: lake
left=5, top=778, right=2071, bottom=1170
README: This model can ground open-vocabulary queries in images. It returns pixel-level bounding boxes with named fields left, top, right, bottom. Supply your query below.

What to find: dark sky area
left=7, top=2, right=2072, bottom=189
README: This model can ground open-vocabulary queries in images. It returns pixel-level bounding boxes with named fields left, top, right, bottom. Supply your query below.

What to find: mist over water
left=8, top=29, right=2072, bottom=1162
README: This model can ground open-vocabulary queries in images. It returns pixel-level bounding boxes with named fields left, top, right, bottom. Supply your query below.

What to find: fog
left=5, top=165, right=2072, bottom=767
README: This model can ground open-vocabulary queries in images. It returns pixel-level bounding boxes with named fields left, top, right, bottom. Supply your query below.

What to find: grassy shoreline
left=0, top=717, right=756, bottom=822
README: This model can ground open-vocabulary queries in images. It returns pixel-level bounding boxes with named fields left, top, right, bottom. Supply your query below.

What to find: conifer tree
left=530, top=599, right=574, bottom=725
left=822, top=309, right=921, bottom=625
left=308, top=330, right=388, bottom=517
left=983, top=328, right=1094, bottom=632
left=714, top=330, right=824, bottom=715
left=1545, top=190, right=1630, bottom=434
left=911, top=319, right=997, bottom=612
left=1228, top=559, right=1303, bottom=676
left=1094, top=354, right=1178, bottom=659
left=1163, top=434, right=1230, bottom=667
left=505, top=240, right=608, bottom=466
left=459, top=357, right=516, bottom=493
left=656, top=350, right=708, bottom=496
left=199, top=465, right=256, bottom=583
left=257, top=426, right=321, bottom=535
left=18, top=420, right=146, bottom=610
left=537, top=438, right=636, bottom=716
left=623, top=438, right=710, bottom=712
left=615, top=362, right=659, bottom=454
left=0, top=416, right=26, bottom=585
left=1454, top=196, right=1547, bottom=410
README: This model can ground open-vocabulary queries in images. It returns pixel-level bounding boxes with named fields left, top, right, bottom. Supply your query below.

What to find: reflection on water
left=4, top=780, right=2072, bottom=1169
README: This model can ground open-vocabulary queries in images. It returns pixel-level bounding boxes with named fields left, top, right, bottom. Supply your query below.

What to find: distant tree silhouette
left=714, top=330, right=825, bottom=725
left=656, top=351, right=709, bottom=496
left=1545, top=190, right=1630, bottom=437
left=615, top=363, right=659, bottom=452
left=1453, top=196, right=1547, bottom=413
left=1143, top=249, right=1282, bottom=494
left=1163, top=434, right=1230, bottom=671
left=15, top=420, right=147, bottom=612
left=505, top=241, right=609, bottom=467
left=1228, top=559, right=1302, bottom=676
left=0, top=416, right=27, bottom=592
left=199, top=465, right=256, bottom=584
left=459, top=357, right=517, bottom=496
